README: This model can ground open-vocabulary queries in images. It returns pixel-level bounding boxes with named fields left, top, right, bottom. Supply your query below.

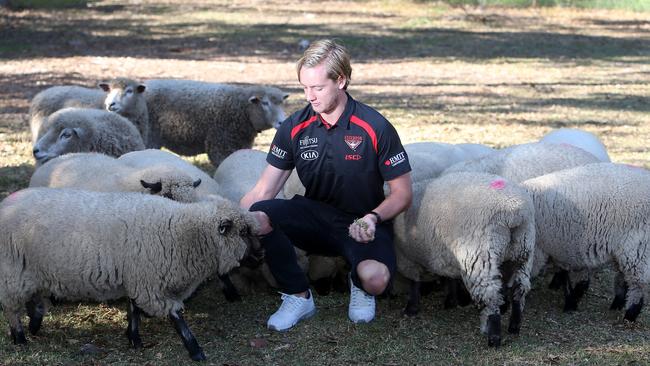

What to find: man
left=240, top=39, right=412, bottom=331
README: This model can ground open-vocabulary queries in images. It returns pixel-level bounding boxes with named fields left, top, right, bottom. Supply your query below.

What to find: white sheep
left=213, top=148, right=285, bottom=202
left=118, top=149, right=222, bottom=202
left=143, top=79, right=289, bottom=167
left=28, top=79, right=147, bottom=145
left=29, top=152, right=202, bottom=203
left=442, top=142, right=600, bottom=183
left=0, top=188, right=259, bottom=361
left=32, top=107, right=145, bottom=166
left=394, top=172, right=535, bottom=347
left=522, top=162, right=650, bottom=321
left=539, top=128, right=610, bottom=162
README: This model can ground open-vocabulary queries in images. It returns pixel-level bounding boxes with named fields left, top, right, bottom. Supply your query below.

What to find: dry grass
left=1, top=1, right=649, bottom=364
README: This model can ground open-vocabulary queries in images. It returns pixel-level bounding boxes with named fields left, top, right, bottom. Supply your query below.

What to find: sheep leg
left=623, top=282, right=644, bottom=322
left=217, top=274, right=242, bottom=302
left=311, top=277, right=334, bottom=296
left=563, top=270, right=590, bottom=312
left=443, top=278, right=459, bottom=309
left=25, top=296, right=47, bottom=335
left=610, top=271, right=628, bottom=311
left=125, top=299, right=143, bottom=349
left=548, top=269, right=568, bottom=290
left=4, top=306, right=27, bottom=344
left=403, top=280, right=421, bottom=316
left=169, top=310, right=206, bottom=361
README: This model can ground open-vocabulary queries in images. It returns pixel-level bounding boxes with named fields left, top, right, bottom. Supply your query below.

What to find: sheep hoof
left=312, top=278, right=333, bottom=296
left=563, top=296, right=578, bottom=312
left=10, top=327, right=27, bottom=345
left=191, top=349, right=207, bottom=361
left=26, top=299, right=45, bottom=335
left=403, top=304, right=419, bottom=317
left=610, top=296, right=625, bottom=311
left=624, top=298, right=644, bottom=322
left=487, top=314, right=501, bottom=348
left=125, top=330, right=143, bottom=349
left=507, top=300, right=521, bottom=334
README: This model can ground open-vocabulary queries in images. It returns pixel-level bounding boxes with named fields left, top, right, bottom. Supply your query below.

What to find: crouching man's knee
left=357, top=260, right=390, bottom=295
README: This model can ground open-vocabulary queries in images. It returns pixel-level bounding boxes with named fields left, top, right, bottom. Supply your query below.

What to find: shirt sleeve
left=377, top=122, right=411, bottom=181
left=266, top=117, right=295, bottom=170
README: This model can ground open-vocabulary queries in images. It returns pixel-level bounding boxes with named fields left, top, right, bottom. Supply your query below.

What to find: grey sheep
left=442, top=142, right=600, bottom=183
left=0, top=188, right=259, bottom=360
left=394, top=172, right=535, bottom=347
left=32, top=107, right=145, bottom=166
left=539, top=128, right=610, bottom=162
left=522, top=162, right=650, bottom=321
left=214, top=148, right=285, bottom=202
left=29, top=152, right=201, bottom=202
left=118, top=149, right=222, bottom=202
left=143, top=79, right=288, bottom=167
left=28, top=78, right=147, bottom=144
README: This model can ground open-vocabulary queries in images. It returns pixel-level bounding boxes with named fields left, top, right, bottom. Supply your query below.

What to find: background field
left=1, top=1, right=649, bottom=364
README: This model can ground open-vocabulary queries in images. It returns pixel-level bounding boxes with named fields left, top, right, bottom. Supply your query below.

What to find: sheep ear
left=98, top=83, right=110, bottom=92
left=192, top=178, right=202, bottom=188
left=248, top=96, right=261, bottom=104
left=72, top=127, right=85, bottom=138
left=140, top=180, right=162, bottom=194
left=283, top=93, right=289, bottom=100
left=136, top=84, right=146, bottom=93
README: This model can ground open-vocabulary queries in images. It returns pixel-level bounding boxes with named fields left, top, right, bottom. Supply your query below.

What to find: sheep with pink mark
left=394, top=172, right=535, bottom=347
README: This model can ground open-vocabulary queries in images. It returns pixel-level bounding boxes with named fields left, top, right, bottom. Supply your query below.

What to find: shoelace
left=277, top=292, right=307, bottom=313
left=350, top=284, right=374, bottom=308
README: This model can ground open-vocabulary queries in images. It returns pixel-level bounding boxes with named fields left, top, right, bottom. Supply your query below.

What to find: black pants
left=250, top=195, right=396, bottom=294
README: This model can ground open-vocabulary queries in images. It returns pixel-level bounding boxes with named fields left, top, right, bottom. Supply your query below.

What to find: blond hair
left=296, top=39, right=352, bottom=89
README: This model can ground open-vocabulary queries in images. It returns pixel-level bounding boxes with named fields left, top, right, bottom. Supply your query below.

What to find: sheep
left=521, top=162, right=650, bottom=321
left=442, top=142, right=600, bottom=183
left=394, top=172, right=535, bottom=347
left=100, top=78, right=149, bottom=146
left=539, top=128, right=610, bottom=162
left=143, top=79, right=288, bottom=167
left=213, top=148, right=285, bottom=202
left=29, top=152, right=202, bottom=203
left=32, top=107, right=145, bottom=166
left=0, top=188, right=260, bottom=361
left=118, top=149, right=222, bottom=202
left=28, top=78, right=147, bottom=145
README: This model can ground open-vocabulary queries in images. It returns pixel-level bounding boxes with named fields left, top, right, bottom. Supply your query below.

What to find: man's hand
left=348, top=214, right=377, bottom=243
left=250, top=211, right=273, bottom=236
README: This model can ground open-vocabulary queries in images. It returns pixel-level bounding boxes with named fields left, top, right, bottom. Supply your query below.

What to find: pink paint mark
left=5, top=190, right=22, bottom=203
left=625, top=164, right=642, bottom=170
left=490, top=179, right=506, bottom=190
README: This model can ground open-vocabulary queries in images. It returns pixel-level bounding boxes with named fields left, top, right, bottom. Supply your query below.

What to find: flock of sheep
left=0, top=77, right=648, bottom=360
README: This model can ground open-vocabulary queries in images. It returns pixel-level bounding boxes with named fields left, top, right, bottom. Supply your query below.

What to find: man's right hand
left=251, top=211, right=273, bottom=236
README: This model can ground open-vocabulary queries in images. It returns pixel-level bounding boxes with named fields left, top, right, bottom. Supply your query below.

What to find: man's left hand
left=348, top=214, right=376, bottom=243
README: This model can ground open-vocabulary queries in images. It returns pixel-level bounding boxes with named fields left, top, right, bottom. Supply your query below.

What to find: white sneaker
left=267, top=290, right=316, bottom=331
left=348, top=276, right=375, bottom=323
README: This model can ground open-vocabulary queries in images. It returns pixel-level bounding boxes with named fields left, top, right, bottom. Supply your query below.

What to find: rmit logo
left=271, top=144, right=287, bottom=159
left=385, top=151, right=406, bottom=167
left=345, top=154, right=362, bottom=161
left=300, top=150, right=319, bottom=161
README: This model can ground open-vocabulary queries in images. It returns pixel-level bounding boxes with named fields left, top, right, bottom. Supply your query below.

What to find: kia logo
left=300, top=150, right=319, bottom=160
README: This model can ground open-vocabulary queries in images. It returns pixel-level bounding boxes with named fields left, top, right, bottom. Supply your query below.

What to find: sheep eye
left=59, top=131, right=72, bottom=139
left=218, top=220, right=232, bottom=235
left=262, top=100, right=270, bottom=106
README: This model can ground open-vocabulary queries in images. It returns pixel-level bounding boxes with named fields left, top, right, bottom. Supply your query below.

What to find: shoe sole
left=268, top=308, right=317, bottom=332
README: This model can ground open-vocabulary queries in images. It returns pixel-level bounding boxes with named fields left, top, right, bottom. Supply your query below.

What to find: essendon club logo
left=344, top=135, right=362, bottom=151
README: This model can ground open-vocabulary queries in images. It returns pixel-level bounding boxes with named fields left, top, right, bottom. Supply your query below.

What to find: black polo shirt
left=267, top=93, right=411, bottom=217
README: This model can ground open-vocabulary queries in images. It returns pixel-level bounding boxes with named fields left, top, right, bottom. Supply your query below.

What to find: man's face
left=299, top=63, right=346, bottom=115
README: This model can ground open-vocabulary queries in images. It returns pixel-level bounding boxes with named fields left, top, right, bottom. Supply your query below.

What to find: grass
left=440, top=0, right=650, bottom=11
left=1, top=0, right=650, bottom=364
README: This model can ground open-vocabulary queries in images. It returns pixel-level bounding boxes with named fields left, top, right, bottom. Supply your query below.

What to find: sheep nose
left=32, top=147, right=40, bottom=157
left=108, top=102, right=117, bottom=111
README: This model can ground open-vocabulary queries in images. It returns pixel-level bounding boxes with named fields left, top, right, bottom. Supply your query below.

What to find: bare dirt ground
left=0, top=1, right=649, bottom=364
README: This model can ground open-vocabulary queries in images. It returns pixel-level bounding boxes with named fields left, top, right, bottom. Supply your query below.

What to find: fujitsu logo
left=271, top=144, right=288, bottom=159
left=385, top=151, right=406, bottom=167
left=299, top=135, right=318, bottom=147
left=344, top=135, right=362, bottom=151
